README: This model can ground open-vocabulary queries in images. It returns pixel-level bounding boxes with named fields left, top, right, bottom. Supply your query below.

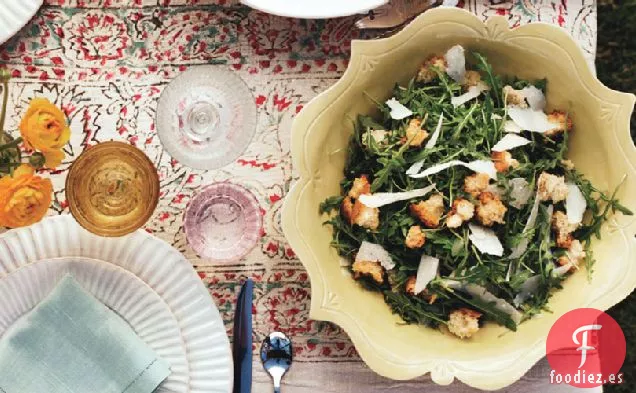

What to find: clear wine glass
left=156, top=66, right=257, bottom=170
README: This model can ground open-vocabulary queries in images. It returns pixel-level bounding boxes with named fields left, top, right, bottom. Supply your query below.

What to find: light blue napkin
left=0, top=275, right=171, bottom=393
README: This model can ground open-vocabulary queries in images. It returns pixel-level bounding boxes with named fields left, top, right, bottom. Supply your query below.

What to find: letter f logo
left=573, top=324, right=602, bottom=368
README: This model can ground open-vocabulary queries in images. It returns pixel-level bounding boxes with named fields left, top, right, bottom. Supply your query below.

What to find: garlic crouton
left=446, top=198, right=475, bottom=229
left=348, top=175, right=371, bottom=199
left=404, top=118, right=429, bottom=147
left=410, top=193, right=445, bottom=228
left=352, top=260, right=385, bottom=284
left=448, top=308, right=482, bottom=339
left=475, top=192, right=507, bottom=226
left=557, top=239, right=586, bottom=272
left=462, top=70, right=482, bottom=89
left=352, top=199, right=379, bottom=230
left=552, top=210, right=579, bottom=248
left=503, top=85, right=527, bottom=108
left=416, top=56, right=447, bottom=83
left=464, top=173, right=491, bottom=197
left=405, top=225, right=426, bottom=249
left=537, top=172, right=569, bottom=202
left=491, top=151, right=519, bottom=173
left=545, top=110, right=573, bottom=136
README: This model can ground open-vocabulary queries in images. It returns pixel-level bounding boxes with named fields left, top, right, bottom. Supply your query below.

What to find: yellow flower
left=19, top=98, right=70, bottom=168
left=0, top=165, right=52, bottom=228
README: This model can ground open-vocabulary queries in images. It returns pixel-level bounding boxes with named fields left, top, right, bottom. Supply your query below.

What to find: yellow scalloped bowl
left=282, top=8, right=636, bottom=390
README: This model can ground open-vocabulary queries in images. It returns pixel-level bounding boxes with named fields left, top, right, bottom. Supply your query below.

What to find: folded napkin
left=0, top=275, right=170, bottom=393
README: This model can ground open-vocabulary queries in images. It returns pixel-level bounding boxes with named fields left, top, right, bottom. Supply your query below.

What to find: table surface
left=0, top=0, right=600, bottom=392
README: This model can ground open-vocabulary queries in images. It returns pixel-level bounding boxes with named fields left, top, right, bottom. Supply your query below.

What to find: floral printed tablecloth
left=0, top=1, right=599, bottom=392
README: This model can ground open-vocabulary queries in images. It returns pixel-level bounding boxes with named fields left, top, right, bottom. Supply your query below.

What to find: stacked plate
left=0, top=215, right=232, bottom=393
left=0, top=1, right=43, bottom=45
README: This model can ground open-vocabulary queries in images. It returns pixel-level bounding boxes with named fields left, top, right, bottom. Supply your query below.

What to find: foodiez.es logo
left=547, top=308, right=626, bottom=388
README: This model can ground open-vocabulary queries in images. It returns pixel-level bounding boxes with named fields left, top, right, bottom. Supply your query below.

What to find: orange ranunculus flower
left=0, top=165, right=53, bottom=228
left=19, top=98, right=70, bottom=168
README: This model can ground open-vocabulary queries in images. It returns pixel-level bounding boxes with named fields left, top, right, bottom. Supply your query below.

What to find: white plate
left=241, top=0, right=388, bottom=18
left=0, top=257, right=189, bottom=393
left=0, top=215, right=233, bottom=393
left=0, top=0, right=43, bottom=45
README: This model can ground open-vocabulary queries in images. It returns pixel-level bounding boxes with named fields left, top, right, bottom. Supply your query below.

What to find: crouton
left=552, top=210, right=579, bottom=248
left=447, top=308, right=482, bottom=339
left=503, top=85, right=527, bottom=108
left=348, top=175, right=371, bottom=199
left=405, top=225, right=426, bottom=249
left=463, top=70, right=482, bottom=89
left=446, top=198, right=475, bottom=228
left=491, top=151, right=519, bottom=173
left=341, top=196, right=354, bottom=223
left=416, top=56, right=447, bottom=83
left=464, top=173, right=491, bottom=197
left=475, top=192, right=507, bottom=226
left=352, top=199, right=380, bottom=230
left=557, top=239, right=586, bottom=272
left=410, top=193, right=445, bottom=228
left=537, top=172, right=569, bottom=202
left=352, top=260, right=385, bottom=284
left=545, top=110, right=573, bottom=136
left=561, top=159, right=575, bottom=170
left=405, top=276, right=438, bottom=303
left=403, top=118, right=429, bottom=147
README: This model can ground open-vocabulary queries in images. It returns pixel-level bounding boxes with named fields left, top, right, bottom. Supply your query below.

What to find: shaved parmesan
left=491, top=114, right=503, bottom=120
left=355, top=241, right=395, bottom=270
left=504, top=120, right=523, bottom=133
left=566, top=183, right=586, bottom=224
left=409, top=159, right=497, bottom=180
left=406, top=160, right=425, bottom=176
left=445, top=280, right=522, bottom=324
left=358, top=184, right=436, bottom=208
left=451, top=84, right=484, bottom=107
left=464, top=160, right=498, bottom=179
left=386, top=98, right=413, bottom=120
left=492, top=134, right=531, bottom=152
left=485, top=184, right=505, bottom=197
left=425, top=113, right=444, bottom=149
left=444, top=45, right=466, bottom=83
left=507, top=107, right=557, bottom=133
left=509, top=178, right=532, bottom=209
left=362, top=129, right=388, bottom=146
left=414, top=255, right=440, bottom=294
left=514, top=264, right=571, bottom=306
left=468, top=223, right=504, bottom=256
left=520, top=85, right=546, bottom=111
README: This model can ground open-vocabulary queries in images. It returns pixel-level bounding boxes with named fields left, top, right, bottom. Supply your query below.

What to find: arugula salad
left=319, top=45, right=632, bottom=339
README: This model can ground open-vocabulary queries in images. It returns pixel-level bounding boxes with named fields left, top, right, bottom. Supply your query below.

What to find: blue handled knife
left=233, top=279, right=254, bottom=393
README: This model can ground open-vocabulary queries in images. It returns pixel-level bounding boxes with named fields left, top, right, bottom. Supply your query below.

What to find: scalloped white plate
left=0, top=257, right=189, bottom=393
left=0, top=0, right=42, bottom=45
left=240, top=0, right=387, bottom=18
left=0, top=215, right=232, bottom=393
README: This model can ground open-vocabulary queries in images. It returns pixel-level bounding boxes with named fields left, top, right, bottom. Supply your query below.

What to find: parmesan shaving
left=409, top=159, right=497, bottom=180
left=386, top=97, right=413, bottom=120
left=507, top=106, right=557, bottom=133
left=445, top=280, right=522, bottom=324
left=565, top=183, right=586, bottom=224
left=451, top=84, right=484, bottom=107
left=514, top=264, right=571, bottom=306
left=414, top=255, right=439, bottom=294
left=355, top=241, right=396, bottom=270
left=358, top=184, right=437, bottom=208
left=444, top=45, right=466, bottom=83
left=503, top=120, right=523, bottom=133
left=509, top=178, right=532, bottom=209
left=520, top=85, right=546, bottom=111
left=468, top=223, right=504, bottom=256
left=508, top=192, right=541, bottom=260
left=491, top=134, right=531, bottom=152
left=425, top=113, right=444, bottom=149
